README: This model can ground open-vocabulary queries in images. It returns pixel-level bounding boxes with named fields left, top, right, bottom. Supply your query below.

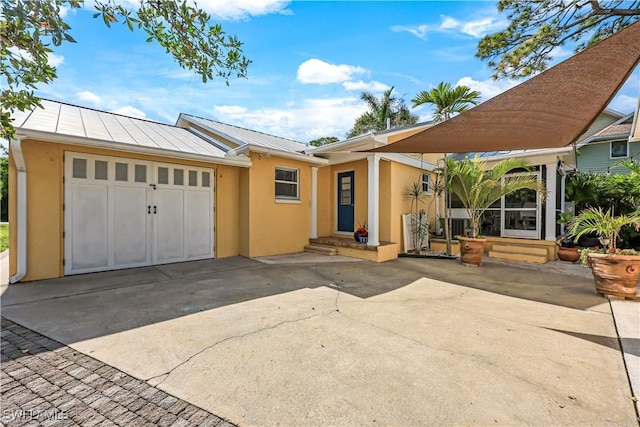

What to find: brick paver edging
left=1, top=317, right=235, bottom=427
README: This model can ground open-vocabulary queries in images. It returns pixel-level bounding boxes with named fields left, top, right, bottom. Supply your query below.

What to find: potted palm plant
left=566, top=207, right=640, bottom=298
left=444, top=155, right=546, bottom=266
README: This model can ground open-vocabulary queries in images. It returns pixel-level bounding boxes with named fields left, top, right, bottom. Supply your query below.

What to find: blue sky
left=36, top=0, right=639, bottom=143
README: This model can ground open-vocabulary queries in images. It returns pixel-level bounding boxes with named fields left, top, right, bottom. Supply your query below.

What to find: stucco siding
left=388, top=162, right=436, bottom=252
left=245, top=153, right=311, bottom=257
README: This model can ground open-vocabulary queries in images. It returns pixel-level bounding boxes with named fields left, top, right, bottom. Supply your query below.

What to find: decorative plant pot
left=458, top=237, right=487, bottom=266
left=557, top=246, right=580, bottom=262
left=359, top=236, right=368, bottom=244
left=354, top=232, right=360, bottom=242
left=587, top=253, right=640, bottom=298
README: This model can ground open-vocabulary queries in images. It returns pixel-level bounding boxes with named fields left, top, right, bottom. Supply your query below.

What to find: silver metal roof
left=179, top=114, right=307, bottom=154
left=12, top=100, right=227, bottom=159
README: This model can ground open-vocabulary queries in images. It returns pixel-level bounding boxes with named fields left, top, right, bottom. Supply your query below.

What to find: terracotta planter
left=557, top=246, right=580, bottom=262
left=458, top=237, right=487, bottom=266
left=587, top=253, right=640, bottom=298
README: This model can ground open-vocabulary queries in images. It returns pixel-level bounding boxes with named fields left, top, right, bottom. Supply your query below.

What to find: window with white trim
left=421, top=173, right=432, bottom=195
left=275, top=167, right=299, bottom=200
left=610, top=140, right=628, bottom=158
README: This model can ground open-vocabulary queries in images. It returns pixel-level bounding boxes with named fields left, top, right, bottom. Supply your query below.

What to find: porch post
left=560, top=171, right=566, bottom=235
left=310, top=166, right=318, bottom=239
left=367, top=154, right=380, bottom=246
left=544, top=162, right=557, bottom=241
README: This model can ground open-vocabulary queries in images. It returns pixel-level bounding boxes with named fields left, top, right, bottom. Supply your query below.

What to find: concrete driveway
left=1, top=255, right=637, bottom=425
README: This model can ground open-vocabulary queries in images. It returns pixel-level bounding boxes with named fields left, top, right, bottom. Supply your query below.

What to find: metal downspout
left=9, top=137, right=26, bottom=284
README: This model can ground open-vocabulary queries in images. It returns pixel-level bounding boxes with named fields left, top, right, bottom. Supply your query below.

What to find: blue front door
left=337, top=171, right=355, bottom=232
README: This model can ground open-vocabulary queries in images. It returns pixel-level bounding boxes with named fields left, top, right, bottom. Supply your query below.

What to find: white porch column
left=560, top=171, right=566, bottom=235
left=544, top=162, right=557, bottom=241
left=367, top=154, right=380, bottom=246
left=310, top=166, right=318, bottom=239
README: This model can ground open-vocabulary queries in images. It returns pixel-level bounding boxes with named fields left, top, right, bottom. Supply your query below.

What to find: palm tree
left=411, top=82, right=481, bottom=254
left=411, top=82, right=481, bottom=122
left=347, top=86, right=418, bottom=138
left=444, top=156, right=546, bottom=239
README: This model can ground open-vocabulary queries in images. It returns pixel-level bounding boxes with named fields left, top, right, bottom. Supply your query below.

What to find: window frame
left=275, top=166, right=300, bottom=201
left=610, top=139, right=629, bottom=159
left=421, top=173, right=432, bottom=195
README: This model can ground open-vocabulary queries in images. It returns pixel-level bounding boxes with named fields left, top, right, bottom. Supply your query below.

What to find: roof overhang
left=17, top=129, right=253, bottom=168
left=372, top=20, right=640, bottom=154
left=230, top=144, right=329, bottom=166
left=309, top=133, right=383, bottom=154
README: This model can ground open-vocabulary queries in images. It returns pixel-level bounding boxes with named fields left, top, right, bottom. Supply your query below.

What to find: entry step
left=304, top=245, right=338, bottom=256
left=491, top=244, right=548, bottom=256
left=488, top=250, right=547, bottom=264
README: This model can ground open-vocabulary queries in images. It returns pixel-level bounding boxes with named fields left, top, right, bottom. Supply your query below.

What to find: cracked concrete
left=2, top=255, right=637, bottom=425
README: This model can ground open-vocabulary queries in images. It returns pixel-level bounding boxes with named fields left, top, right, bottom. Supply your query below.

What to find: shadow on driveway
left=1, top=255, right=603, bottom=344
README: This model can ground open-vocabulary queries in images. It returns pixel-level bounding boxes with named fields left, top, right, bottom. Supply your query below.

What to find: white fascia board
left=477, top=147, right=573, bottom=163
left=309, top=133, right=380, bottom=154
left=245, top=144, right=329, bottom=165
left=577, top=133, right=631, bottom=148
left=17, top=129, right=253, bottom=168
left=323, top=151, right=436, bottom=171
left=178, top=115, right=247, bottom=148
left=380, top=153, right=437, bottom=171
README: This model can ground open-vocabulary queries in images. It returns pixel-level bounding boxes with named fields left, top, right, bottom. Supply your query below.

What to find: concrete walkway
left=1, top=255, right=638, bottom=425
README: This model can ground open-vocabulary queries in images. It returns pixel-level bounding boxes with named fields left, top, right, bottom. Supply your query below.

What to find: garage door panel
left=114, top=186, right=149, bottom=266
left=66, top=153, right=215, bottom=275
left=187, top=190, right=212, bottom=258
left=156, top=188, right=185, bottom=262
left=71, top=184, right=108, bottom=270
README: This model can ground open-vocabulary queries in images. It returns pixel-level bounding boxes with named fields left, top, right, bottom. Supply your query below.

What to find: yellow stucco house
left=8, top=100, right=438, bottom=282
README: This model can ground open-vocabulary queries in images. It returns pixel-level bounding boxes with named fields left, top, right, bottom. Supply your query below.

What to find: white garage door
left=64, top=152, right=215, bottom=275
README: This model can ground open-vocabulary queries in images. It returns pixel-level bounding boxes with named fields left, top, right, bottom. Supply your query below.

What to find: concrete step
left=492, top=244, right=548, bottom=257
left=304, top=245, right=338, bottom=256
left=488, top=250, right=547, bottom=264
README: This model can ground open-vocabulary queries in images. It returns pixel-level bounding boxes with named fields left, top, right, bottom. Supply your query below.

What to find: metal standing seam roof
left=179, top=114, right=308, bottom=154
left=12, top=100, right=228, bottom=159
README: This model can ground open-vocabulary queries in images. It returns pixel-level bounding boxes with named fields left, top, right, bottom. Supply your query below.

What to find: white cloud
left=392, top=13, right=506, bottom=40
left=456, top=76, right=520, bottom=101
left=213, top=105, right=247, bottom=115
left=197, top=0, right=291, bottom=20
left=212, top=97, right=367, bottom=141
left=297, top=58, right=367, bottom=85
left=608, top=94, right=637, bottom=114
left=75, top=91, right=102, bottom=106
left=47, top=53, right=65, bottom=67
left=342, top=80, right=390, bottom=92
left=112, top=106, right=147, bottom=119
left=549, top=45, right=572, bottom=62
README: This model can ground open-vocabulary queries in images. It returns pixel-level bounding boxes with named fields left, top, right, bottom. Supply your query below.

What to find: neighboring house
left=575, top=112, right=639, bottom=174
left=7, top=100, right=437, bottom=282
